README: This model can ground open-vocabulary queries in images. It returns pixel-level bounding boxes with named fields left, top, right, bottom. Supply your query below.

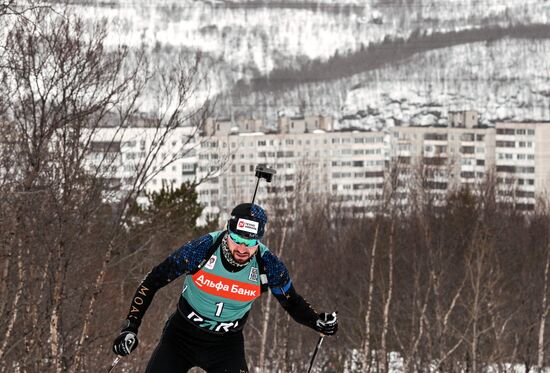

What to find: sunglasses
left=229, top=232, right=258, bottom=247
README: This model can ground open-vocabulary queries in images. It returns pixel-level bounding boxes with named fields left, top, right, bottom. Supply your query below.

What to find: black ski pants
left=145, top=310, right=248, bottom=373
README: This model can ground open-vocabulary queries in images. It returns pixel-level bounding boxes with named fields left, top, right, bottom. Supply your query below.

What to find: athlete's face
left=227, top=234, right=259, bottom=264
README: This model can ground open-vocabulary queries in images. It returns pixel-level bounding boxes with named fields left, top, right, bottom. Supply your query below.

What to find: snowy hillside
left=221, top=37, right=550, bottom=128
left=59, top=0, right=550, bottom=126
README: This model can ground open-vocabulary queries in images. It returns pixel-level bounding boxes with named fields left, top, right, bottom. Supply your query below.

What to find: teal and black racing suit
left=123, top=230, right=320, bottom=372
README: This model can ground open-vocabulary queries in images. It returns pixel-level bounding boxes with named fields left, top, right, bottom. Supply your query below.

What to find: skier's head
left=227, top=203, right=267, bottom=240
left=226, top=203, right=267, bottom=264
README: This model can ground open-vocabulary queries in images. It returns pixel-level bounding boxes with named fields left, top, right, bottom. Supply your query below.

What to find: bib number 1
left=215, top=302, right=224, bottom=317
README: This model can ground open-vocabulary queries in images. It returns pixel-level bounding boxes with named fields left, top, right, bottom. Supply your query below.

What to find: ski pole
left=306, top=335, right=325, bottom=373
left=107, top=356, right=121, bottom=373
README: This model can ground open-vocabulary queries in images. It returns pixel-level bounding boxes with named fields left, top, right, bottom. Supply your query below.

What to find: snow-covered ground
left=62, top=0, right=550, bottom=100
left=48, top=0, right=550, bottom=127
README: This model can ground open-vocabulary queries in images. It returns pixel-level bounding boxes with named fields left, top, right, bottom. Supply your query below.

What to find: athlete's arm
left=261, top=250, right=318, bottom=329
left=124, top=233, right=215, bottom=329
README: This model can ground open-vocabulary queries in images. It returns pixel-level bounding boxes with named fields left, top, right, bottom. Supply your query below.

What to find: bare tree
left=362, top=221, right=380, bottom=372
left=537, top=243, right=550, bottom=371
left=0, top=5, right=211, bottom=372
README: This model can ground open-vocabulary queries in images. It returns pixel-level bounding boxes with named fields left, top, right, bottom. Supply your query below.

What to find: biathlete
left=113, top=203, right=338, bottom=372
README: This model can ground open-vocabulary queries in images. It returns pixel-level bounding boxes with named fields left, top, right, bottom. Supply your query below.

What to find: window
left=365, top=171, right=384, bottom=178
left=435, top=145, right=447, bottom=154
left=517, top=166, right=535, bottom=173
left=496, top=166, right=517, bottom=173
left=460, top=133, right=475, bottom=141
left=424, top=133, right=448, bottom=141
left=497, top=128, right=515, bottom=135
left=496, top=141, right=515, bottom=148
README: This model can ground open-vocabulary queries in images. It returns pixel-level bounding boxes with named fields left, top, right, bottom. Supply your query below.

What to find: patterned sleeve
left=261, top=250, right=292, bottom=294
left=261, top=249, right=318, bottom=330
left=124, top=233, right=215, bottom=330
left=147, top=233, right=215, bottom=287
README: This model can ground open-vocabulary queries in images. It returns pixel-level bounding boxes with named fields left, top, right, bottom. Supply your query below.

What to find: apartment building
left=390, top=114, right=496, bottom=203
left=88, top=126, right=199, bottom=200
left=87, top=111, right=550, bottom=221
left=196, top=115, right=386, bottom=221
left=494, top=121, right=550, bottom=210
left=390, top=115, right=550, bottom=211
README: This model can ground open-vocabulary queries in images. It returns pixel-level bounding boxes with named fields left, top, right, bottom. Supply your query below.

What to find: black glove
left=314, top=312, right=338, bottom=336
left=112, top=320, right=139, bottom=356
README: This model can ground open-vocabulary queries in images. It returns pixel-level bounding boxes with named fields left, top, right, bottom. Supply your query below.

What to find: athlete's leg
left=145, top=313, right=195, bottom=373
left=206, top=355, right=248, bottom=373
left=145, top=336, right=194, bottom=373
left=203, top=334, right=248, bottom=373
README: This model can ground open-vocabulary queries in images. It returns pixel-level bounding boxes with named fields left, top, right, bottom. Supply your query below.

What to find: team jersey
left=179, top=232, right=265, bottom=332
left=125, top=230, right=318, bottom=335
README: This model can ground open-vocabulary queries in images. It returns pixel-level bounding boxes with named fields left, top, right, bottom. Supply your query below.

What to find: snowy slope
left=220, top=37, right=550, bottom=128
left=57, top=0, right=550, bottom=125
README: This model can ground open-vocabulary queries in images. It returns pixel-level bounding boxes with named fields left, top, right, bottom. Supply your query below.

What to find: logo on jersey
left=192, top=270, right=260, bottom=302
left=249, top=267, right=258, bottom=282
left=205, top=255, right=217, bottom=270
left=186, top=311, right=241, bottom=333
left=237, top=218, right=259, bottom=234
